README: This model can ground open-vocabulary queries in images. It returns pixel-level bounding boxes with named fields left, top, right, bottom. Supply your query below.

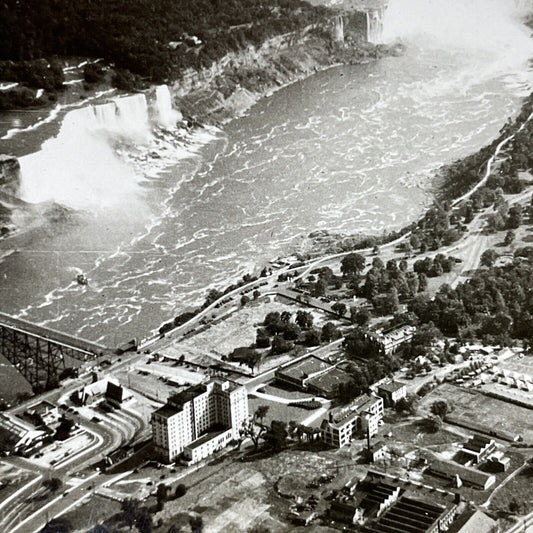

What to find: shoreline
left=152, top=84, right=533, bottom=340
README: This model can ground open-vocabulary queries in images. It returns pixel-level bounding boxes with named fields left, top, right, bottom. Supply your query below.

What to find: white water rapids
left=0, top=0, right=532, bottom=347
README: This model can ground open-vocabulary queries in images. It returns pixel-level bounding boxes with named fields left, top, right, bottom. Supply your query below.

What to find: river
left=0, top=3, right=532, bottom=347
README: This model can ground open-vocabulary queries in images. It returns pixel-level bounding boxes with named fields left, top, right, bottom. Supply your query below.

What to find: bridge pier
left=0, top=313, right=106, bottom=393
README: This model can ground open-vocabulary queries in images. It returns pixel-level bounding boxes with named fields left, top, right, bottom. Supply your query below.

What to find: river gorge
left=0, top=0, right=532, bottom=351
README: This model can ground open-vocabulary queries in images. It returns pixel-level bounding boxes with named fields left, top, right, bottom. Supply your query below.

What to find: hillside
left=0, top=0, right=330, bottom=82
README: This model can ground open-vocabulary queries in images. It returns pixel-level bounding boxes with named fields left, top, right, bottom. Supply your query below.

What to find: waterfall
left=366, top=8, right=385, bottom=44
left=18, top=89, right=180, bottom=210
left=154, top=85, right=182, bottom=128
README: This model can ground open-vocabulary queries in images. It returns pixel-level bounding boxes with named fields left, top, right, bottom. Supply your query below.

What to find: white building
left=151, top=378, right=248, bottom=463
left=371, top=325, right=415, bottom=354
left=321, top=394, right=384, bottom=448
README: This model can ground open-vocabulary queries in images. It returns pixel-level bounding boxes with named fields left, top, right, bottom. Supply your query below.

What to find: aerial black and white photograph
left=1, top=0, right=533, bottom=531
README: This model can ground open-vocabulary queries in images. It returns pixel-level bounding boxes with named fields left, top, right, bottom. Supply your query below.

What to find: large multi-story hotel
left=151, top=378, right=248, bottom=463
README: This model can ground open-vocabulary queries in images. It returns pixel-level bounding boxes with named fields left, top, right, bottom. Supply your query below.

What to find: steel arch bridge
left=0, top=312, right=107, bottom=392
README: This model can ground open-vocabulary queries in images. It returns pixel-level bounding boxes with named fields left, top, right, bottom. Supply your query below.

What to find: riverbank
left=294, top=89, right=533, bottom=259
left=168, top=28, right=398, bottom=126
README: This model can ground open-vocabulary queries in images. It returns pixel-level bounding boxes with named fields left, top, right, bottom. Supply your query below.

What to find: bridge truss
left=0, top=315, right=106, bottom=392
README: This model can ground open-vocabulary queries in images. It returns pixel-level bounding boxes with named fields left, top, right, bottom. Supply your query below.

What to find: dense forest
left=0, top=0, right=328, bottom=82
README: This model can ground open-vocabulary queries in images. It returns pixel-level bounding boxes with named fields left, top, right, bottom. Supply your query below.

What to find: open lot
left=248, top=396, right=325, bottom=427
left=420, top=383, right=533, bottom=442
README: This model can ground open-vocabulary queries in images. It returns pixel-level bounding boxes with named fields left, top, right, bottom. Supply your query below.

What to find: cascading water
left=18, top=87, right=181, bottom=210
left=154, top=85, right=182, bottom=129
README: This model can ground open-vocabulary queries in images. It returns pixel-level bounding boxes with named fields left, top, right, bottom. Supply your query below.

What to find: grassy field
left=248, top=396, right=320, bottom=426
left=489, top=462, right=533, bottom=516
left=419, top=383, right=533, bottom=442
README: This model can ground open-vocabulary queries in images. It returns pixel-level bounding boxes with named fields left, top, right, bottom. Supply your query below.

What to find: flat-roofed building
left=377, top=380, right=407, bottom=406
left=360, top=495, right=457, bottom=533
left=321, top=394, right=384, bottom=448
left=427, top=458, right=496, bottom=490
left=275, top=355, right=352, bottom=398
left=151, top=378, right=248, bottom=462
left=330, top=471, right=458, bottom=532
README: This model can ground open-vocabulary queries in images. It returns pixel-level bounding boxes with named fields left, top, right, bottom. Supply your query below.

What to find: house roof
left=447, top=509, right=497, bottom=533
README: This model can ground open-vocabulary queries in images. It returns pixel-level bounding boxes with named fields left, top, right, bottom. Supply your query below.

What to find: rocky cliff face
left=0, top=154, right=20, bottom=195
left=170, top=27, right=387, bottom=125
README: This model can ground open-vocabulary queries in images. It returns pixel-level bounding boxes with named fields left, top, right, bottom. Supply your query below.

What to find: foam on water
left=4, top=11, right=533, bottom=343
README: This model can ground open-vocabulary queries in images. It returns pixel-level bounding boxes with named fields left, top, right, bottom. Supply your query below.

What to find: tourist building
left=151, top=378, right=248, bottom=463
left=321, top=394, right=384, bottom=448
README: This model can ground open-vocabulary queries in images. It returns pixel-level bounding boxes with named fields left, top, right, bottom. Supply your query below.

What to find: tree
left=430, top=400, right=452, bottom=418
left=353, top=307, right=370, bottom=327
left=135, top=508, right=152, bottom=533
left=295, top=310, right=313, bottom=329
left=263, top=420, right=288, bottom=452
left=189, top=515, right=203, bottom=533
left=507, top=204, right=522, bottom=229
left=280, top=311, right=291, bottom=322
left=270, top=335, right=292, bottom=355
left=240, top=407, right=269, bottom=450
left=156, top=484, right=168, bottom=511
left=282, top=322, right=301, bottom=341
left=394, top=394, right=418, bottom=416
left=255, top=405, right=269, bottom=424
left=322, top=322, right=342, bottom=342
left=480, top=249, right=498, bottom=268
left=341, top=253, right=366, bottom=277
left=256, top=328, right=270, bottom=348
left=504, top=230, right=515, bottom=246
left=425, top=415, right=442, bottom=433
left=331, top=302, right=347, bottom=316
left=303, top=328, right=321, bottom=346
left=121, top=499, right=140, bottom=531
left=240, top=295, right=250, bottom=306
left=312, top=278, right=327, bottom=297
left=175, top=483, right=187, bottom=498
left=253, top=290, right=260, bottom=300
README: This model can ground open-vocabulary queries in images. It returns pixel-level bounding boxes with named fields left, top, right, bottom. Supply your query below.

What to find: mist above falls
left=18, top=85, right=182, bottom=211
left=382, top=0, right=533, bottom=62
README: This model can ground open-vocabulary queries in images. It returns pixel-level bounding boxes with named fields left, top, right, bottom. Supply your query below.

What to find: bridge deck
left=0, top=312, right=107, bottom=356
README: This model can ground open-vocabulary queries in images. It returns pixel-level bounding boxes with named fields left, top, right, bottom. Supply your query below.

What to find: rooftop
left=428, top=459, right=495, bottom=488
left=447, top=509, right=497, bottom=533
left=327, top=394, right=382, bottom=427
left=378, top=380, right=406, bottom=393
left=168, top=383, right=208, bottom=408
left=277, top=355, right=331, bottom=382
left=306, top=366, right=352, bottom=395
left=185, top=428, right=229, bottom=450
left=153, top=405, right=180, bottom=419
